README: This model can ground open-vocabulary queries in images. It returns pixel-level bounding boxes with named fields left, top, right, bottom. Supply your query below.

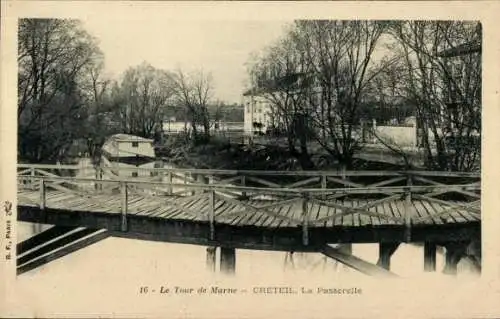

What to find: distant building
left=101, top=134, right=157, bottom=178
left=242, top=91, right=273, bottom=135
left=243, top=72, right=325, bottom=137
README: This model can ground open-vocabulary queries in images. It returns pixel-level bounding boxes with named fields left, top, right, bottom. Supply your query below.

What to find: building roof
left=109, top=134, right=154, bottom=143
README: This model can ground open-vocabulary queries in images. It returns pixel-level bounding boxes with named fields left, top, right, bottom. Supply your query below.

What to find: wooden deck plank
left=395, top=200, right=408, bottom=224
left=390, top=199, right=403, bottom=224
left=292, top=201, right=304, bottom=227
left=368, top=200, right=381, bottom=226
left=259, top=202, right=283, bottom=228
left=227, top=201, right=253, bottom=225
left=270, top=204, right=293, bottom=228
left=247, top=205, right=271, bottom=227
left=182, top=197, right=210, bottom=221
left=412, top=200, right=428, bottom=225
left=147, top=203, right=180, bottom=219
left=388, top=200, right=401, bottom=221
left=454, top=201, right=480, bottom=222
left=220, top=198, right=260, bottom=226
left=317, top=202, right=330, bottom=228
left=356, top=200, right=370, bottom=226
left=429, top=201, right=456, bottom=224
left=130, top=197, right=166, bottom=216
left=75, top=195, right=121, bottom=213
left=342, top=200, right=356, bottom=227
left=18, top=188, right=478, bottom=230
left=151, top=202, right=185, bottom=219
left=331, top=202, right=341, bottom=227
left=282, top=201, right=300, bottom=228
left=231, top=203, right=260, bottom=226
left=52, top=196, right=96, bottom=212
left=269, top=201, right=289, bottom=228
left=149, top=197, right=197, bottom=218
left=352, top=201, right=360, bottom=227
left=208, top=199, right=227, bottom=220
left=124, top=196, right=152, bottom=214
left=447, top=201, right=469, bottom=223
left=452, top=200, right=478, bottom=222
left=252, top=200, right=286, bottom=227
left=253, top=199, right=284, bottom=226
left=374, top=201, right=386, bottom=225
left=361, top=200, right=376, bottom=226
left=152, top=197, right=188, bottom=218
left=420, top=200, right=443, bottom=225
left=214, top=202, right=239, bottom=224
left=163, top=197, right=205, bottom=219
left=106, top=197, right=131, bottom=214
left=310, top=203, right=322, bottom=226
left=45, top=191, right=75, bottom=202
left=46, top=192, right=83, bottom=205
left=381, top=201, right=394, bottom=225
left=225, top=199, right=253, bottom=225
left=236, top=200, right=269, bottom=226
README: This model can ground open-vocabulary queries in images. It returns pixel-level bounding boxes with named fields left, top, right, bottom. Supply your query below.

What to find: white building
left=101, top=134, right=157, bottom=178
left=242, top=90, right=273, bottom=135
left=242, top=73, right=326, bottom=137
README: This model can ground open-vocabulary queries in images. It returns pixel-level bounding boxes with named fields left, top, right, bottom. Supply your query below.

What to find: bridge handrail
left=17, top=164, right=481, bottom=178
left=16, top=175, right=481, bottom=195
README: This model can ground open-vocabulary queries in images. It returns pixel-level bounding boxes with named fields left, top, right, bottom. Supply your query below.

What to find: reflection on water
left=17, top=221, right=479, bottom=281
left=12, top=220, right=483, bottom=318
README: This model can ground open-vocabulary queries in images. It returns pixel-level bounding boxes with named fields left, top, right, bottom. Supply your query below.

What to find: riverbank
left=156, top=137, right=411, bottom=172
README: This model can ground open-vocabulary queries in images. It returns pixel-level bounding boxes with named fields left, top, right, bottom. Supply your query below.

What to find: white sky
left=82, top=19, right=291, bottom=104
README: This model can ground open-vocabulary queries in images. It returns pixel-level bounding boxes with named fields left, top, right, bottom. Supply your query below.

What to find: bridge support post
left=240, top=175, right=247, bottom=199
left=377, top=242, right=400, bottom=270
left=206, top=246, right=217, bottom=272
left=196, top=174, right=208, bottom=195
left=30, top=167, right=35, bottom=190
left=465, top=238, right=482, bottom=273
left=167, top=172, right=173, bottom=195
left=120, top=182, right=128, bottom=232
left=220, top=247, right=236, bottom=275
left=321, top=175, right=327, bottom=200
left=404, top=175, right=414, bottom=242
left=424, top=242, right=437, bottom=272
left=97, top=167, right=103, bottom=191
left=443, top=242, right=467, bottom=275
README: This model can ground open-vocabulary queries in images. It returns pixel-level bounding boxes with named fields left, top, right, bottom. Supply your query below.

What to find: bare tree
left=296, top=20, right=390, bottom=169
left=81, top=59, right=118, bottom=169
left=114, top=62, right=175, bottom=138
left=18, top=18, right=103, bottom=163
left=247, top=33, right=316, bottom=169
left=172, top=68, right=214, bottom=143
left=246, top=21, right=391, bottom=169
left=385, top=21, right=481, bottom=171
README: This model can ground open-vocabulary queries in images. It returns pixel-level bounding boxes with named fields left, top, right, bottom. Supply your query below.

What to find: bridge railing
left=17, top=163, right=481, bottom=244
left=17, top=164, right=480, bottom=201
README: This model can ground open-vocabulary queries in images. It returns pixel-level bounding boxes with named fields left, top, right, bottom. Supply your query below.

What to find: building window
left=132, top=172, right=138, bottom=177
left=132, top=141, right=139, bottom=147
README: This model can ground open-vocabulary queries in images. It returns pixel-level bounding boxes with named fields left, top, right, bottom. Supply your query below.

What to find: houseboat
left=101, top=133, right=158, bottom=178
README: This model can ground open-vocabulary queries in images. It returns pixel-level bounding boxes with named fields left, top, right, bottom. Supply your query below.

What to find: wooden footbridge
left=16, top=164, right=481, bottom=277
